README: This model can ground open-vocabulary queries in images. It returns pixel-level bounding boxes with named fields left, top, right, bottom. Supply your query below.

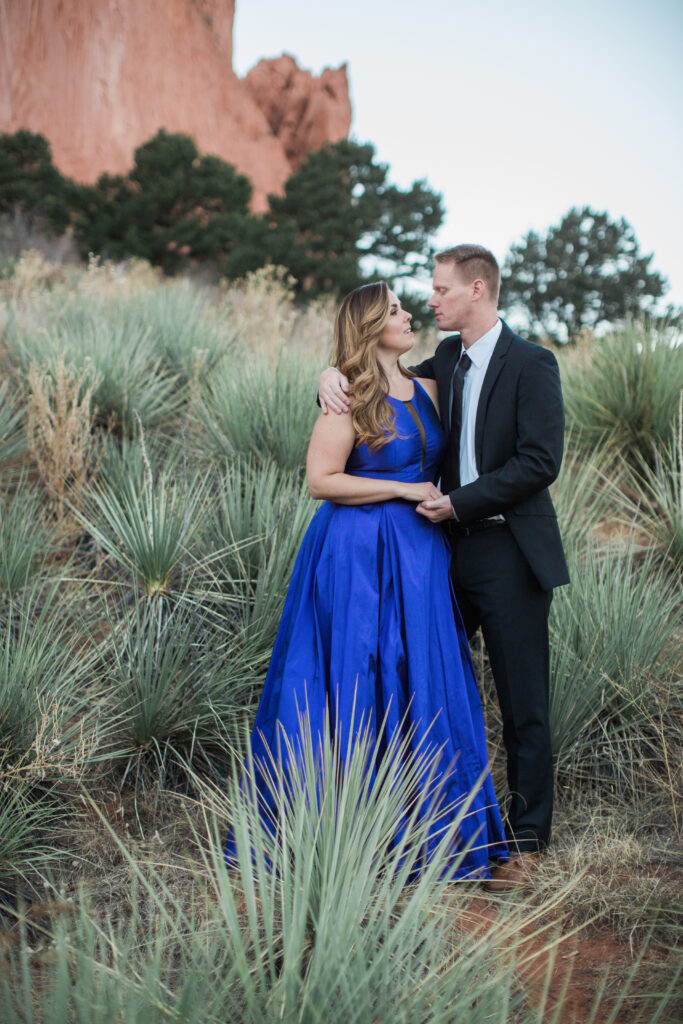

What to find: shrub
left=0, top=378, right=26, bottom=467
left=77, top=446, right=210, bottom=596
left=550, top=434, right=620, bottom=550
left=0, top=584, right=99, bottom=777
left=194, top=350, right=322, bottom=470
left=116, top=279, right=233, bottom=383
left=0, top=714, right=554, bottom=1024
left=0, top=756, right=65, bottom=891
left=16, top=308, right=181, bottom=436
left=0, top=479, right=49, bottom=597
left=626, top=401, right=683, bottom=571
left=549, top=543, right=682, bottom=781
left=99, top=595, right=238, bottom=772
left=561, top=322, right=683, bottom=465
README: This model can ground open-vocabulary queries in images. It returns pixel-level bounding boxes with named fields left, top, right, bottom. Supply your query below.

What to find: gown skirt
left=225, top=380, right=507, bottom=878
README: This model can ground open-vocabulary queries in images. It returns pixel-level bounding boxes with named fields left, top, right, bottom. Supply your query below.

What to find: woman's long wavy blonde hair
left=329, top=282, right=413, bottom=451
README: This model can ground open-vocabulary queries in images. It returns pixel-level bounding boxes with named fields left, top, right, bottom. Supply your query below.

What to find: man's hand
left=416, top=495, right=456, bottom=523
left=319, top=367, right=350, bottom=414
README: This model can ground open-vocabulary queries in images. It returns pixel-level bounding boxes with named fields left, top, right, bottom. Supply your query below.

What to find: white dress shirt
left=458, top=319, right=502, bottom=486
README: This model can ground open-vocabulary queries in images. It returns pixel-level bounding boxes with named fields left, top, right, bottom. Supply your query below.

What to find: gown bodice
left=345, top=380, right=445, bottom=484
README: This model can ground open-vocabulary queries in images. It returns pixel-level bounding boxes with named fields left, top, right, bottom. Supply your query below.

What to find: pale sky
left=233, top=0, right=683, bottom=307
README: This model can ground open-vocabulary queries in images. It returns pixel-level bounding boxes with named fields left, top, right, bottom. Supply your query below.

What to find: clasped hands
left=407, top=481, right=454, bottom=522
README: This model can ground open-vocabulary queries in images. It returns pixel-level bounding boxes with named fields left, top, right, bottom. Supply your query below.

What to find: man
left=318, top=245, right=569, bottom=890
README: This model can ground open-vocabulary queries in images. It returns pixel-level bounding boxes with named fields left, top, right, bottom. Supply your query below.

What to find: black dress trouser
left=449, top=524, right=554, bottom=853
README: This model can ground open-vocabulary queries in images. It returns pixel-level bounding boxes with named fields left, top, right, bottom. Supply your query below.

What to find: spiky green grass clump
left=562, top=322, right=683, bottom=465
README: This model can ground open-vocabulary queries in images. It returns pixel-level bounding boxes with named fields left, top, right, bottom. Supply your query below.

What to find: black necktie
left=449, top=351, right=472, bottom=487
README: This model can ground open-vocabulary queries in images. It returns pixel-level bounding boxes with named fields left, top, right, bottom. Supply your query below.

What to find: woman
left=225, top=282, right=506, bottom=878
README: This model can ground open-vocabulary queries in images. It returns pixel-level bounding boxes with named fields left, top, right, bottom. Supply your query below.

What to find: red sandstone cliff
left=246, top=55, right=351, bottom=169
left=0, top=0, right=352, bottom=210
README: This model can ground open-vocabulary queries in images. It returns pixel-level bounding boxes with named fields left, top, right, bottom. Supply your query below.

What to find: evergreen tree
left=0, top=130, right=79, bottom=234
left=500, top=207, right=667, bottom=343
left=76, top=130, right=254, bottom=274
left=266, top=140, right=443, bottom=299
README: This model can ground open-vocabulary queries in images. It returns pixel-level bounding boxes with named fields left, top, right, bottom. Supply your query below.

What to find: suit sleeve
left=408, top=355, right=436, bottom=378
left=449, top=347, right=565, bottom=522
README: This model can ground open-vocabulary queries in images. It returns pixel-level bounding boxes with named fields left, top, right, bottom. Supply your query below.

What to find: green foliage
left=0, top=378, right=26, bottom=466
left=0, top=758, right=65, bottom=890
left=116, top=279, right=233, bottom=382
left=1, top=130, right=444, bottom=302
left=194, top=351, right=322, bottom=470
left=77, top=447, right=210, bottom=596
left=561, top=322, right=683, bottom=465
left=0, top=718, right=546, bottom=1024
left=501, top=207, right=668, bottom=343
left=0, top=479, right=49, bottom=598
left=0, top=585, right=98, bottom=773
left=202, top=463, right=317, bottom=682
left=75, top=130, right=254, bottom=274
left=549, top=544, right=682, bottom=776
left=549, top=435, right=619, bottom=549
left=15, top=306, right=181, bottom=435
left=101, top=595, right=235, bottom=765
left=626, top=404, right=683, bottom=571
left=267, top=140, right=443, bottom=298
left=0, top=130, right=80, bottom=235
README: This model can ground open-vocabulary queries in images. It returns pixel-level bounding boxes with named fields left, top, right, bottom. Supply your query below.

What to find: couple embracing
left=226, top=244, right=569, bottom=890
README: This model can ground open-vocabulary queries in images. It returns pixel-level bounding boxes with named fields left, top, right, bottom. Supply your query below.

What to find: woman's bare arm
left=306, top=412, right=441, bottom=505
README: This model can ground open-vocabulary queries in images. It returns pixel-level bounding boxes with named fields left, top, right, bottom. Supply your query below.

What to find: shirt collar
left=464, top=319, right=502, bottom=368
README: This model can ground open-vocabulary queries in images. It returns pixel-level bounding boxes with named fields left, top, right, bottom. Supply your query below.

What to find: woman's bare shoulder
left=415, top=377, right=440, bottom=416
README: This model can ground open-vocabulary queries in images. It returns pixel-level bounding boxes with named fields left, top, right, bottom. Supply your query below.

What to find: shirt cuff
left=449, top=495, right=459, bottom=521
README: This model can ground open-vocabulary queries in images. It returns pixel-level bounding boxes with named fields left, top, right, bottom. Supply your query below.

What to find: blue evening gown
left=225, top=380, right=507, bottom=878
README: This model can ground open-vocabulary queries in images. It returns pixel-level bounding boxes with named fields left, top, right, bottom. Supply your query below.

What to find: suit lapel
left=474, top=321, right=513, bottom=469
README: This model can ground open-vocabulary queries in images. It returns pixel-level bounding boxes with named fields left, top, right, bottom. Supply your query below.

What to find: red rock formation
left=0, top=0, right=352, bottom=210
left=246, top=54, right=351, bottom=170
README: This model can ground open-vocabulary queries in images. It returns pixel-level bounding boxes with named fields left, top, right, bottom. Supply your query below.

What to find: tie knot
left=458, top=351, right=472, bottom=374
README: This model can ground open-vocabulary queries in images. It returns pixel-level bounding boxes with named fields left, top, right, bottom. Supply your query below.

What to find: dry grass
left=218, top=264, right=336, bottom=362
left=0, top=249, right=68, bottom=303
left=26, top=355, right=98, bottom=518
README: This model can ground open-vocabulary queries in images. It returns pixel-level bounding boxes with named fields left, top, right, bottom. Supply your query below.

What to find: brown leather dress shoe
left=484, top=852, right=540, bottom=894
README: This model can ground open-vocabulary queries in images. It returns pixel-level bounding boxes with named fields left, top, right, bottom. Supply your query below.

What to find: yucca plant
left=100, top=594, right=239, bottom=770
left=4, top=714, right=677, bottom=1024
left=194, top=350, right=323, bottom=471
left=0, top=755, right=66, bottom=891
left=16, top=309, right=181, bottom=435
left=0, top=480, right=49, bottom=597
left=549, top=542, right=682, bottom=775
left=561, top=321, right=683, bottom=465
left=117, top=279, right=233, bottom=383
left=77, top=449, right=211, bottom=595
left=0, top=377, right=26, bottom=466
left=0, top=711, right=585, bottom=1024
left=204, top=457, right=316, bottom=582
left=0, top=584, right=100, bottom=777
left=550, top=433, right=621, bottom=550
left=625, top=401, right=683, bottom=571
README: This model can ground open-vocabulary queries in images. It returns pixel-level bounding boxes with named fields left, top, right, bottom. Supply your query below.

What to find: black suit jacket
left=412, top=321, right=569, bottom=591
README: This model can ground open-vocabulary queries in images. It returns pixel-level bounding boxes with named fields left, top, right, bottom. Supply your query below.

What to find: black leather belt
left=449, top=518, right=507, bottom=538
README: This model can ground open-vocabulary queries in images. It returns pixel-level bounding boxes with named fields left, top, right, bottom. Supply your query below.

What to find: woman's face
left=378, top=291, right=413, bottom=353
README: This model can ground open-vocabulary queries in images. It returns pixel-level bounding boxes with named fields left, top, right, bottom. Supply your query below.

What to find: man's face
left=428, top=262, right=473, bottom=332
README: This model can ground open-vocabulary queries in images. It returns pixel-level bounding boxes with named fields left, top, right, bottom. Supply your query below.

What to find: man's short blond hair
left=435, top=244, right=500, bottom=302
